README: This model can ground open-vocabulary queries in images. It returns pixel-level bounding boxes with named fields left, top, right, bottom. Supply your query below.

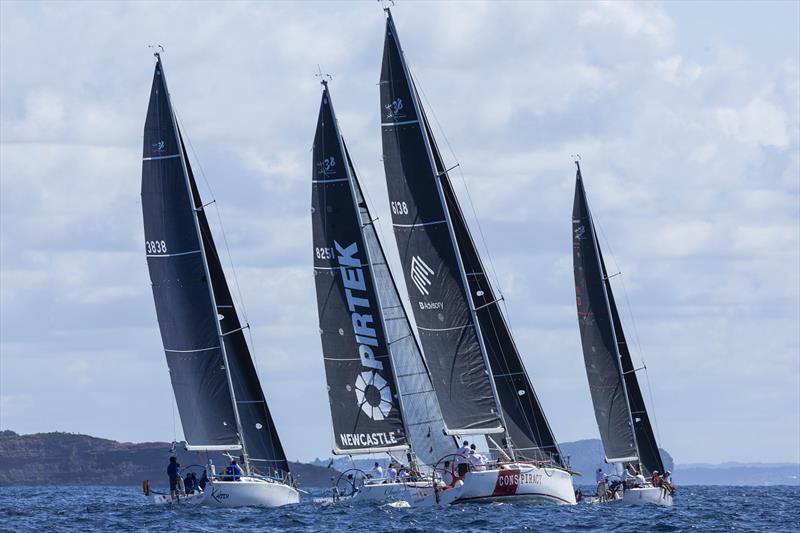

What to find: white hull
left=410, top=463, right=576, bottom=507
left=149, top=477, right=299, bottom=508
left=351, top=480, right=436, bottom=502
left=621, top=486, right=673, bottom=507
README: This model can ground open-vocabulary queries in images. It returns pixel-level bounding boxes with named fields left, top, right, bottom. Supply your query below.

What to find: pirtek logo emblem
left=410, top=256, right=434, bottom=296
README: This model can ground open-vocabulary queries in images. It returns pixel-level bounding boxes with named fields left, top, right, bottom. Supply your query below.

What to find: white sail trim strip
left=381, top=119, right=420, bottom=127
left=185, top=444, right=243, bottom=451
left=312, top=177, right=349, bottom=184
left=314, top=263, right=367, bottom=270
left=143, top=153, right=181, bottom=161
left=606, top=455, right=640, bottom=464
left=417, top=324, right=471, bottom=332
left=146, top=249, right=202, bottom=258
left=392, top=219, right=447, bottom=228
left=333, top=445, right=410, bottom=455
left=444, top=426, right=505, bottom=436
left=164, top=346, right=220, bottom=353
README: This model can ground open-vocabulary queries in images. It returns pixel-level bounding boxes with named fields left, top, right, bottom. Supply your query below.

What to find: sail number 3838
left=390, top=201, right=408, bottom=215
left=146, top=240, right=167, bottom=254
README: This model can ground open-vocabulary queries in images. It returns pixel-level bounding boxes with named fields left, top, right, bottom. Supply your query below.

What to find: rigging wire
left=172, top=108, right=263, bottom=377
left=409, top=67, right=509, bottom=313
left=407, top=64, right=557, bottom=461
left=589, top=202, right=665, bottom=452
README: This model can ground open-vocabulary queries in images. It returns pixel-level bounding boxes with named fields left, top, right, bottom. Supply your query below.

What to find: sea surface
left=1, top=485, right=797, bottom=532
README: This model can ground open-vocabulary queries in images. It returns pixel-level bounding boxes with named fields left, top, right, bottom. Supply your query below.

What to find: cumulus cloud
left=1, top=1, right=797, bottom=464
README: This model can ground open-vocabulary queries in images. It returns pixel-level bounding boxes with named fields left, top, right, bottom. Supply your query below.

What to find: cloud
left=1, top=1, right=797, bottom=465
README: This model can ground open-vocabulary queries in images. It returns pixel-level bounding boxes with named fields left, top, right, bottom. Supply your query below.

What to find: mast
left=157, top=53, right=249, bottom=471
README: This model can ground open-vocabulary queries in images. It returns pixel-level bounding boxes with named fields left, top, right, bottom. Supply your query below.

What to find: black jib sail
left=380, top=10, right=503, bottom=435
left=347, top=119, right=456, bottom=467
left=434, top=125, right=564, bottom=466
left=572, top=162, right=651, bottom=469
left=312, top=83, right=409, bottom=454
left=603, top=248, right=665, bottom=476
left=141, top=55, right=290, bottom=476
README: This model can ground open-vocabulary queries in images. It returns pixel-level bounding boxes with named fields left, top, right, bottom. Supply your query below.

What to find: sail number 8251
left=315, top=247, right=334, bottom=260
left=391, top=201, right=408, bottom=215
left=146, top=240, right=167, bottom=254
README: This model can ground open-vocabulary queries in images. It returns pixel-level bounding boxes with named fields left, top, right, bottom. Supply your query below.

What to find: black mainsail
left=380, top=9, right=565, bottom=466
left=141, top=54, right=290, bottom=476
left=572, top=162, right=664, bottom=475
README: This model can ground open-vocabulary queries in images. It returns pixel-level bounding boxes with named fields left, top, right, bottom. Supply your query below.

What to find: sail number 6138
left=391, top=201, right=408, bottom=215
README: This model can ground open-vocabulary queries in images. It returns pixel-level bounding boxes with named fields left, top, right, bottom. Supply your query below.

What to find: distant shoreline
left=2, top=430, right=797, bottom=487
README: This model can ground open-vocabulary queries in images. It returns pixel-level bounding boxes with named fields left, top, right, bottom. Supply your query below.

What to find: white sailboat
left=571, top=161, right=674, bottom=507
left=378, top=9, right=576, bottom=506
left=310, top=78, right=458, bottom=504
left=139, top=51, right=299, bottom=508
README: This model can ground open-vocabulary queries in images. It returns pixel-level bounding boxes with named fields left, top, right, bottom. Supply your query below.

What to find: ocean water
left=1, top=485, right=797, bottom=532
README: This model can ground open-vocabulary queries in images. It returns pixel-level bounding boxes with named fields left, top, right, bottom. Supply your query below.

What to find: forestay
left=380, top=10, right=503, bottom=435
left=431, top=117, right=564, bottom=466
left=312, top=84, right=408, bottom=454
left=185, top=139, right=290, bottom=475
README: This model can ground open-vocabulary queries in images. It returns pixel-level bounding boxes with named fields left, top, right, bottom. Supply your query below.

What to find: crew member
left=456, top=440, right=471, bottom=478
left=369, top=461, right=383, bottom=482
left=651, top=470, right=661, bottom=487
left=184, top=472, right=196, bottom=494
left=596, top=468, right=608, bottom=502
left=167, top=456, right=180, bottom=500
left=225, top=459, right=242, bottom=481
left=386, top=463, right=398, bottom=483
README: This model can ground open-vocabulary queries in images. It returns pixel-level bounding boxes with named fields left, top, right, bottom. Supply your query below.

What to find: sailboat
left=378, top=9, right=576, bottom=505
left=571, top=161, right=674, bottom=506
left=311, top=78, right=457, bottom=503
left=140, top=52, right=299, bottom=507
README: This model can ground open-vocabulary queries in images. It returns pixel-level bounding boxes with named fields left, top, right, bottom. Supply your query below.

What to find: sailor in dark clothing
left=184, top=472, right=196, bottom=494
left=199, top=469, right=209, bottom=491
left=167, top=456, right=181, bottom=500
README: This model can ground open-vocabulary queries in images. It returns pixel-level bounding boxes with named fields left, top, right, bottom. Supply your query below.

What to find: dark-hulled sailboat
left=571, top=161, right=673, bottom=506
left=140, top=52, right=298, bottom=507
left=378, top=9, right=575, bottom=505
left=311, top=79, right=457, bottom=502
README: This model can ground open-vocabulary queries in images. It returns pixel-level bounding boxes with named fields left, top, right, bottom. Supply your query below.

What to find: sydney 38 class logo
left=317, top=156, right=336, bottom=177
left=151, top=140, right=166, bottom=153
left=335, top=241, right=394, bottom=421
left=384, top=98, right=405, bottom=120
left=410, top=255, right=434, bottom=296
left=574, top=225, right=586, bottom=240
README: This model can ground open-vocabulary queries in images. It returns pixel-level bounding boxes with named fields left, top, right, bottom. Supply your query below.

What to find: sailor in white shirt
left=467, top=449, right=487, bottom=471
left=386, top=463, right=398, bottom=483
left=369, top=462, right=383, bottom=482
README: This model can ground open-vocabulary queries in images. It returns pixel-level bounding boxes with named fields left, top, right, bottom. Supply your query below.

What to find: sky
left=1, top=0, right=798, bottom=465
